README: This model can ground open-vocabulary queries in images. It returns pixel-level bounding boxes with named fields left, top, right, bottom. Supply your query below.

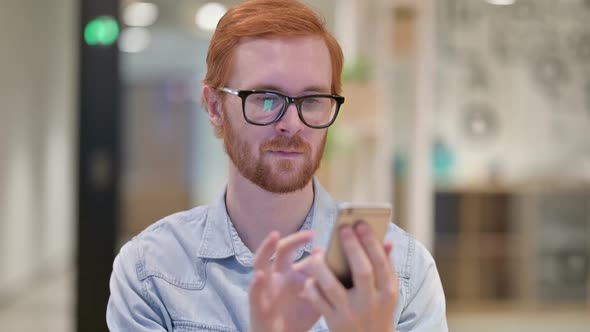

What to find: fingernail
left=340, top=226, right=352, bottom=238
left=354, top=221, right=369, bottom=234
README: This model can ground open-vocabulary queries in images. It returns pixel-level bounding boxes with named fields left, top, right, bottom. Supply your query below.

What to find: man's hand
left=301, top=222, right=399, bottom=332
left=249, top=230, right=320, bottom=332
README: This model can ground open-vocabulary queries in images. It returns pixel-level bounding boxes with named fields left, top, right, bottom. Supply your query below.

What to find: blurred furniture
left=432, top=183, right=590, bottom=309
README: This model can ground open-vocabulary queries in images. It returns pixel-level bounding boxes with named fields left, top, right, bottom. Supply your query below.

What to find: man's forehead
left=233, top=35, right=329, bottom=60
left=229, top=35, right=332, bottom=93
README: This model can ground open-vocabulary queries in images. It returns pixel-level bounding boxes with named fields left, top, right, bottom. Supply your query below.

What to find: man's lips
left=267, top=150, right=304, bottom=157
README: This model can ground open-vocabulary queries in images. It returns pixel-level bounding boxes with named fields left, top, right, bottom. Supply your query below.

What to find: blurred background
left=1, top=0, right=589, bottom=331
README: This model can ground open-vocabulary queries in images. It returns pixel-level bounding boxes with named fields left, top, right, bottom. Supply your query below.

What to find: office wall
left=432, top=0, right=590, bottom=185
left=0, top=0, right=77, bottom=300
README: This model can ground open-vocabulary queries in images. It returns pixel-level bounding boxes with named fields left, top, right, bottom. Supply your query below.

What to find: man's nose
left=274, top=103, right=305, bottom=135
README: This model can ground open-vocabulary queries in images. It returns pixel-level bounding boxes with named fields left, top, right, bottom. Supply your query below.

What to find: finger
left=292, top=247, right=322, bottom=275
left=384, top=241, right=399, bottom=280
left=299, top=278, right=334, bottom=317
left=249, top=270, right=269, bottom=317
left=253, top=231, right=280, bottom=271
left=273, top=230, right=314, bottom=273
left=384, top=241, right=397, bottom=277
left=306, top=249, right=348, bottom=309
left=355, top=223, right=395, bottom=290
left=384, top=241, right=393, bottom=257
left=340, top=225, right=375, bottom=293
left=382, top=241, right=400, bottom=300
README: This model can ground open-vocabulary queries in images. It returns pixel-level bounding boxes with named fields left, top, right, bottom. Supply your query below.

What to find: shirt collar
left=196, top=177, right=339, bottom=266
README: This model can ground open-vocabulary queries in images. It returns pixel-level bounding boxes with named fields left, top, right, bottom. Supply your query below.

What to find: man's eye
left=303, top=98, right=320, bottom=104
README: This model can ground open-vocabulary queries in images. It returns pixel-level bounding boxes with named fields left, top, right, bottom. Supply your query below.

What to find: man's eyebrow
left=247, top=84, right=331, bottom=94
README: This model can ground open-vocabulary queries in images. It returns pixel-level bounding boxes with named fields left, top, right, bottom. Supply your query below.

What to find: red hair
left=203, top=0, right=344, bottom=95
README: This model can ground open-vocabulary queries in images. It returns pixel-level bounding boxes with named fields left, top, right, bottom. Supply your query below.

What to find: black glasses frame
left=217, top=87, right=345, bottom=129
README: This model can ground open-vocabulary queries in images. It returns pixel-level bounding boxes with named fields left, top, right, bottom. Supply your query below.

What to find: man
left=107, top=0, right=448, bottom=331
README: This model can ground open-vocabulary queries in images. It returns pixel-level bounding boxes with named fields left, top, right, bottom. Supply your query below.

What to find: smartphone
left=325, top=203, right=392, bottom=289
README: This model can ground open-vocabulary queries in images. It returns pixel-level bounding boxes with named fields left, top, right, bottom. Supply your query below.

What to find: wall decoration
left=466, top=59, right=489, bottom=90
left=436, top=0, right=590, bottom=181
left=446, top=0, right=484, bottom=28
left=461, top=101, right=499, bottom=142
left=490, top=28, right=526, bottom=65
left=571, top=32, right=590, bottom=63
left=510, top=0, right=538, bottom=21
left=530, top=54, right=570, bottom=98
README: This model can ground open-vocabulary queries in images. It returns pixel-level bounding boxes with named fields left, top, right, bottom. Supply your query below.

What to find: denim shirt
left=107, top=179, right=448, bottom=331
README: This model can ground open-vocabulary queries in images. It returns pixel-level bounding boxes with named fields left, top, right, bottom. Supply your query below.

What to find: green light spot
left=84, top=16, right=119, bottom=46
left=264, top=99, right=273, bottom=112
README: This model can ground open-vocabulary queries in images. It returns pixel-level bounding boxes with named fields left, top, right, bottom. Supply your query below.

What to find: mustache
left=260, top=135, right=311, bottom=153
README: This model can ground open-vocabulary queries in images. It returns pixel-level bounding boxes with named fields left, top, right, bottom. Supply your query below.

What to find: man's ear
left=202, top=86, right=224, bottom=127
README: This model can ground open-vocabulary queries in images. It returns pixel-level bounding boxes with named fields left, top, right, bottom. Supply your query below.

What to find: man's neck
left=225, top=165, right=314, bottom=253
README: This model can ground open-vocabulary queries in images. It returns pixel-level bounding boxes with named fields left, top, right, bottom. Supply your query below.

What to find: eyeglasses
left=217, top=87, right=345, bottom=129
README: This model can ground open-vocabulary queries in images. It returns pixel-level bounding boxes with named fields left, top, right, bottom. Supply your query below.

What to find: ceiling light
left=196, top=2, right=227, bottom=32
left=119, top=27, right=151, bottom=53
left=123, top=2, right=158, bottom=27
left=486, top=0, right=516, bottom=5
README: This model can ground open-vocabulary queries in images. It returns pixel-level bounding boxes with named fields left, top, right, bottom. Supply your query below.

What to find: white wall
left=433, top=0, right=590, bottom=185
left=0, top=0, right=77, bottom=299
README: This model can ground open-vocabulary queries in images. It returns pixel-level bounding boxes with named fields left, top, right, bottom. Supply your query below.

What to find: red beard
left=222, top=115, right=325, bottom=193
